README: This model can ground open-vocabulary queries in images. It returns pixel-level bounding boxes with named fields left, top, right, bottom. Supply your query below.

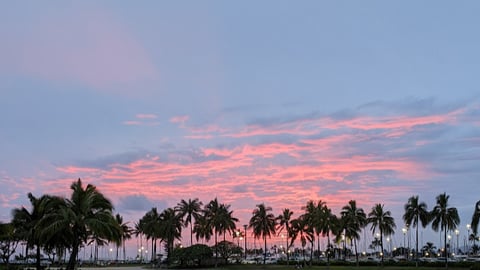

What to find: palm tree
left=249, top=203, right=276, bottom=264
left=12, top=193, right=63, bottom=270
left=302, top=200, right=326, bottom=262
left=39, top=179, right=121, bottom=270
left=218, top=204, right=238, bottom=243
left=341, top=200, right=366, bottom=267
left=421, top=242, right=436, bottom=257
left=470, top=201, right=480, bottom=240
left=176, top=198, right=203, bottom=246
left=114, top=214, right=132, bottom=262
left=367, top=203, right=396, bottom=264
left=193, top=214, right=212, bottom=244
left=403, top=195, right=430, bottom=267
left=290, top=215, right=313, bottom=266
left=140, top=208, right=162, bottom=261
left=320, top=204, right=336, bottom=267
left=204, top=198, right=238, bottom=266
left=431, top=193, right=460, bottom=268
left=158, top=207, right=182, bottom=263
left=276, top=208, right=294, bottom=264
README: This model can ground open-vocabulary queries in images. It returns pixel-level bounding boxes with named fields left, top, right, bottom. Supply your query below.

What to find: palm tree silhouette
left=367, top=203, right=396, bottom=265
left=403, top=195, right=430, bottom=267
left=276, top=208, right=294, bottom=264
left=341, top=200, right=366, bottom=267
left=176, top=198, right=203, bottom=246
left=249, top=203, right=276, bottom=264
left=431, top=192, right=460, bottom=268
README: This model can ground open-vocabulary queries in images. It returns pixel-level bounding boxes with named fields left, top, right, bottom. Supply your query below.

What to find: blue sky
left=1, top=1, right=480, bottom=256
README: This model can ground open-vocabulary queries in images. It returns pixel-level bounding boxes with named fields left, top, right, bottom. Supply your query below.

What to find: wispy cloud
left=0, top=4, right=159, bottom=93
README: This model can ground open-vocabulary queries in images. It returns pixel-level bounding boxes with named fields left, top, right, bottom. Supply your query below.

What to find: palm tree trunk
left=317, top=233, right=321, bottom=261
left=444, top=229, right=448, bottom=268
left=35, top=245, right=41, bottom=270
left=264, top=236, right=267, bottom=264
left=190, top=223, right=193, bottom=246
left=415, top=220, right=419, bottom=268
left=214, top=231, right=218, bottom=267
left=286, top=234, right=290, bottom=265
left=354, top=238, right=359, bottom=267
left=67, top=243, right=79, bottom=270
left=123, top=240, right=126, bottom=262
left=327, top=232, right=331, bottom=269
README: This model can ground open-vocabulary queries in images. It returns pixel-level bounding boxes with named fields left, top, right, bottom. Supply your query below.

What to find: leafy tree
left=249, top=203, right=276, bottom=264
left=367, top=203, right=396, bottom=264
left=431, top=192, right=460, bottom=268
left=176, top=198, right=203, bottom=246
left=172, top=244, right=212, bottom=267
left=403, top=195, right=430, bottom=267
left=215, top=240, right=242, bottom=264
left=0, top=222, right=19, bottom=268
left=341, top=200, right=366, bottom=267
left=276, top=208, right=294, bottom=264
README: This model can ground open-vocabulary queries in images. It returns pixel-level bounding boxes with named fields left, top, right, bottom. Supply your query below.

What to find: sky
left=1, top=1, right=480, bottom=258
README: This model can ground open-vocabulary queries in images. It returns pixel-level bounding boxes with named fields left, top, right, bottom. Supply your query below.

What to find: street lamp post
left=402, top=227, right=407, bottom=258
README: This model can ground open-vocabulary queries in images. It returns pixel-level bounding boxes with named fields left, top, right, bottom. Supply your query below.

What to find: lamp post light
left=402, top=227, right=407, bottom=257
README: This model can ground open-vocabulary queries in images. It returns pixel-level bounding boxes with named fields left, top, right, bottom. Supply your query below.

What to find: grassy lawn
left=211, top=265, right=470, bottom=270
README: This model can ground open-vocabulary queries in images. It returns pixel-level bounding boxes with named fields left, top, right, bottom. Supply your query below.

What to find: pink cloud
left=136, top=114, right=158, bottom=119
left=170, top=115, right=190, bottom=124
left=1, top=4, right=159, bottom=93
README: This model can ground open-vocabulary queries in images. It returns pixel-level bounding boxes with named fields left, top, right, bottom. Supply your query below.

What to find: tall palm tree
left=204, top=198, right=237, bottom=266
left=290, top=215, right=313, bottom=266
left=367, top=203, right=396, bottom=264
left=431, top=193, right=460, bottom=268
left=12, top=193, right=63, bottom=270
left=193, top=214, right=213, bottom=244
left=276, top=208, right=294, bottom=264
left=39, top=179, right=121, bottom=270
left=176, top=198, right=203, bottom=246
left=403, top=195, right=430, bottom=267
left=470, top=201, right=480, bottom=239
left=140, top=208, right=162, bottom=261
left=218, top=204, right=238, bottom=243
left=302, top=200, right=326, bottom=261
left=320, top=204, right=336, bottom=267
left=114, top=214, right=132, bottom=262
left=341, top=200, right=366, bottom=267
left=158, top=207, right=182, bottom=263
left=249, top=203, right=277, bottom=264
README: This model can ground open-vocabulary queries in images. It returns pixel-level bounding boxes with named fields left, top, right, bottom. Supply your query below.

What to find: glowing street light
left=402, top=227, right=408, bottom=257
